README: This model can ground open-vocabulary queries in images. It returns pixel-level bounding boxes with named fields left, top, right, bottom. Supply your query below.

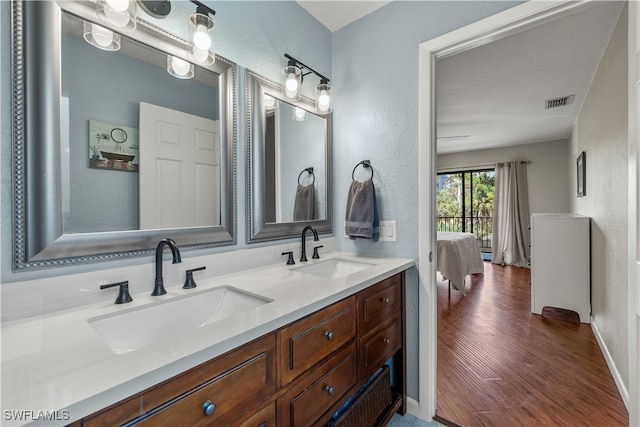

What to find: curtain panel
left=491, top=161, right=531, bottom=268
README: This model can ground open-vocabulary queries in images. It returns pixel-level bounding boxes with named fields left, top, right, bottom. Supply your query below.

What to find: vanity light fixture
left=282, top=53, right=332, bottom=114
left=83, top=21, right=121, bottom=51
left=96, top=0, right=137, bottom=31
left=167, top=55, right=194, bottom=79
left=187, top=0, right=215, bottom=65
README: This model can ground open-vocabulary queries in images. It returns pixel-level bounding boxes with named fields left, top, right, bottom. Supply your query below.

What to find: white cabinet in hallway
left=530, top=213, right=591, bottom=323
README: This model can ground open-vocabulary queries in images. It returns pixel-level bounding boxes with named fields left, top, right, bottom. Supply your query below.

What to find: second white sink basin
left=294, top=258, right=374, bottom=279
left=89, top=286, right=272, bottom=355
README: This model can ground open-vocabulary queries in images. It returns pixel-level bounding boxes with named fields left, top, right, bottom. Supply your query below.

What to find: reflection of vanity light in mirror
left=187, top=1, right=215, bottom=65
left=264, top=94, right=278, bottom=111
left=282, top=54, right=332, bottom=114
left=83, top=21, right=121, bottom=51
left=167, top=55, right=195, bottom=79
left=96, top=0, right=137, bottom=31
left=292, top=107, right=307, bottom=121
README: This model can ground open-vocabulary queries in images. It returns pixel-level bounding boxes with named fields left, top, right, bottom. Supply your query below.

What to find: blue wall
left=331, top=1, right=522, bottom=399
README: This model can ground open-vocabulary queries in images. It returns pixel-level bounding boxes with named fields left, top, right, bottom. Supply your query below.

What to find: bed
left=437, top=232, right=485, bottom=295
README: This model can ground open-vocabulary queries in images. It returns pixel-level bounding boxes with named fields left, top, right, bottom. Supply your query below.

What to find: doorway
left=417, top=1, right=638, bottom=423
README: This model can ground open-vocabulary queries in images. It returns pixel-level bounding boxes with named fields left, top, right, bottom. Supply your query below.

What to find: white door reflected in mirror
left=139, top=102, right=221, bottom=229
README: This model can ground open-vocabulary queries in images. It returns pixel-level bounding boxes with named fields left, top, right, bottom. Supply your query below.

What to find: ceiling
left=297, top=1, right=624, bottom=155
left=296, top=0, right=391, bottom=32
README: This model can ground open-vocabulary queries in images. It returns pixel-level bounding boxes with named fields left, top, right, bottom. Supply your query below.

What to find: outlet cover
left=379, top=221, right=397, bottom=242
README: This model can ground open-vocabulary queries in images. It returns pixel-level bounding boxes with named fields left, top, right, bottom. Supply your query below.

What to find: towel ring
left=298, top=167, right=315, bottom=185
left=352, top=160, right=374, bottom=181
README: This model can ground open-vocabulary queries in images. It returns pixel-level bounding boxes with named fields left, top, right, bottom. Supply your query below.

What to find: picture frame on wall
left=577, top=151, right=586, bottom=197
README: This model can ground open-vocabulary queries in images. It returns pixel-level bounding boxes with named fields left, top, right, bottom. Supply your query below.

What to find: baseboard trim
left=406, top=397, right=420, bottom=418
left=591, top=315, right=630, bottom=410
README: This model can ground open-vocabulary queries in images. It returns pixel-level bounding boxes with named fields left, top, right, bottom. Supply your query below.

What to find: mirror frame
left=245, top=69, right=332, bottom=243
left=11, top=0, right=237, bottom=271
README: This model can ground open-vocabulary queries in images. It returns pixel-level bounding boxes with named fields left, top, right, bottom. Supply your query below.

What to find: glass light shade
left=83, top=21, right=121, bottom=51
left=292, top=107, right=307, bottom=121
left=96, top=0, right=136, bottom=31
left=188, top=45, right=215, bottom=65
left=167, top=56, right=194, bottom=79
left=315, top=83, right=332, bottom=114
left=282, top=65, right=301, bottom=100
left=189, top=13, right=214, bottom=48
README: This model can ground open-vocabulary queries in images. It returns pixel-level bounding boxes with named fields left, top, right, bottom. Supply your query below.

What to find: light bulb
left=285, top=74, right=298, bottom=92
left=318, top=90, right=330, bottom=112
left=193, top=24, right=211, bottom=50
left=91, top=24, right=115, bottom=48
left=171, top=57, right=191, bottom=77
left=105, top=0, right=129, bottom=12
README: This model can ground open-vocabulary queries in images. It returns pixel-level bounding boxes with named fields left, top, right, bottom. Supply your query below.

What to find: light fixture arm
left=284, top=53, right=330, bottom=84
left=189, top=0, right=215, bottom=17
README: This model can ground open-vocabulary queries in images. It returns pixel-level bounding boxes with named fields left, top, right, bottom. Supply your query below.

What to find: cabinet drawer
left=358, top=274, right=402, bottom=334
left=279, top=296, right=356, bottom=386
left=81, top=395, right=142, bottom=427
left=235, top=402, right=275, bottom=427
left=279, top=344, right=357, bottom=427
left=359, top=315, right=402, bottom=381
left=136, top=335, right=276, bottom=426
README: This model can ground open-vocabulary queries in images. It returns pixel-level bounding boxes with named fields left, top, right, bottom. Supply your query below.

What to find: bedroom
left=433, top=1, right=629, bottom=424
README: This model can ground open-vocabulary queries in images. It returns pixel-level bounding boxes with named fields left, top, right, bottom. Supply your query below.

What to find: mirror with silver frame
left=245, top=69, right=332, bottom=243
left=11, top=0, right=237, bottom=271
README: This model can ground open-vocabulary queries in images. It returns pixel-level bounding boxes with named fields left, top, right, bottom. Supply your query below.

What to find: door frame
left=417, top=0, right=638, bottom=422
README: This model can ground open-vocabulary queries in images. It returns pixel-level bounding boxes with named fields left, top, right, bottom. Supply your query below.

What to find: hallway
left=436, top=263, right=628, bottom=426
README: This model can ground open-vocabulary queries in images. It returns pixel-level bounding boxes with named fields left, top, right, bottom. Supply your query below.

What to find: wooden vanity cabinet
left=73, top=271, right=406, bottom=427
left=81, top=334, right=276, bottom=426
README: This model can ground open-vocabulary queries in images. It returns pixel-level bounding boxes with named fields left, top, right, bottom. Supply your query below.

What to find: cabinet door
left=279, top=296, right=356, bottom=386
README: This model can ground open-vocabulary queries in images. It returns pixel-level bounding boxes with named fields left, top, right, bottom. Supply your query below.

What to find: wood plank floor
left=435, top=262, right=628, bottom=426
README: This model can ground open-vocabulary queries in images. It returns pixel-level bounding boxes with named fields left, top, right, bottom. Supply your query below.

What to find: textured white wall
left=437, top=139, right=571, bottom=215
left=570, top=5, right=628, bottom=390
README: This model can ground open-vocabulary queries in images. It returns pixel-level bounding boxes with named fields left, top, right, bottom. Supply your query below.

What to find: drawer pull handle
left=324, top=331, right=334, bottom=340
left=202, top=400, right=216, bottom=417
left=383, top=338, right=390, bottom=344
left=325, top=385, right=334, bottom=395
left=381, top=297, right=390, bottom=303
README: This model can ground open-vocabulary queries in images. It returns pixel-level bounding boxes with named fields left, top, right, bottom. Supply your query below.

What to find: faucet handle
left=282, top=251, right=295, bottom=265
left=312, top=245, right=324, bottom=259
left=100, top=281, right=133, bottom=304
left=184, top=266, right=206, bottom=289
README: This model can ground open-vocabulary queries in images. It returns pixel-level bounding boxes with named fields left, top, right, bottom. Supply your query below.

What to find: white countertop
left=1, top=252, right=413, bottom=426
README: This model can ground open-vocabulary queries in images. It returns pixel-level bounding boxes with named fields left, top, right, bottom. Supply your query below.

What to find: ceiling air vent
left=545, top=95, right=575, bottom=109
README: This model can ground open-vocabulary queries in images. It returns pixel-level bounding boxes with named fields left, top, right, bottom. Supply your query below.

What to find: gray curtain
left=491, top=161, right=531, bottom=267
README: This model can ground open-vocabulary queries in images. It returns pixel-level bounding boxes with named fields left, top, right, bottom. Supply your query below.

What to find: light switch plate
left=379, top=221, right=397, bottom=242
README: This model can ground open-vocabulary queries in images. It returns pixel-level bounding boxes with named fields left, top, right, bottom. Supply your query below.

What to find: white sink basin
left=89, top=286, right=272, bottom=354
left=294, top=258, right=374, bottom=279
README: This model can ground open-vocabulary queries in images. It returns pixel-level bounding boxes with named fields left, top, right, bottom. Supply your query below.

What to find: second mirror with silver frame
left=245, top=69, right=332, bottom=243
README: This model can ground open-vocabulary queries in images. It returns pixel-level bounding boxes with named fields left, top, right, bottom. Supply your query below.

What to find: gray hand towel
left=345, top=178, right=379, bottom=239
left=293, top=183, right=315, bottom=221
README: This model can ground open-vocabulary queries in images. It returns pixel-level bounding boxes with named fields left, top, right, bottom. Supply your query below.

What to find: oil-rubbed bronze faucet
left=152, top=238, right=182, bottom=296
left=300, top=225, right=319, bottom=262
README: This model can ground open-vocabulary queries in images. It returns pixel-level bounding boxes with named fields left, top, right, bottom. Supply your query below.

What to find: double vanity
left=2, top=253, right=412, bottom=426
